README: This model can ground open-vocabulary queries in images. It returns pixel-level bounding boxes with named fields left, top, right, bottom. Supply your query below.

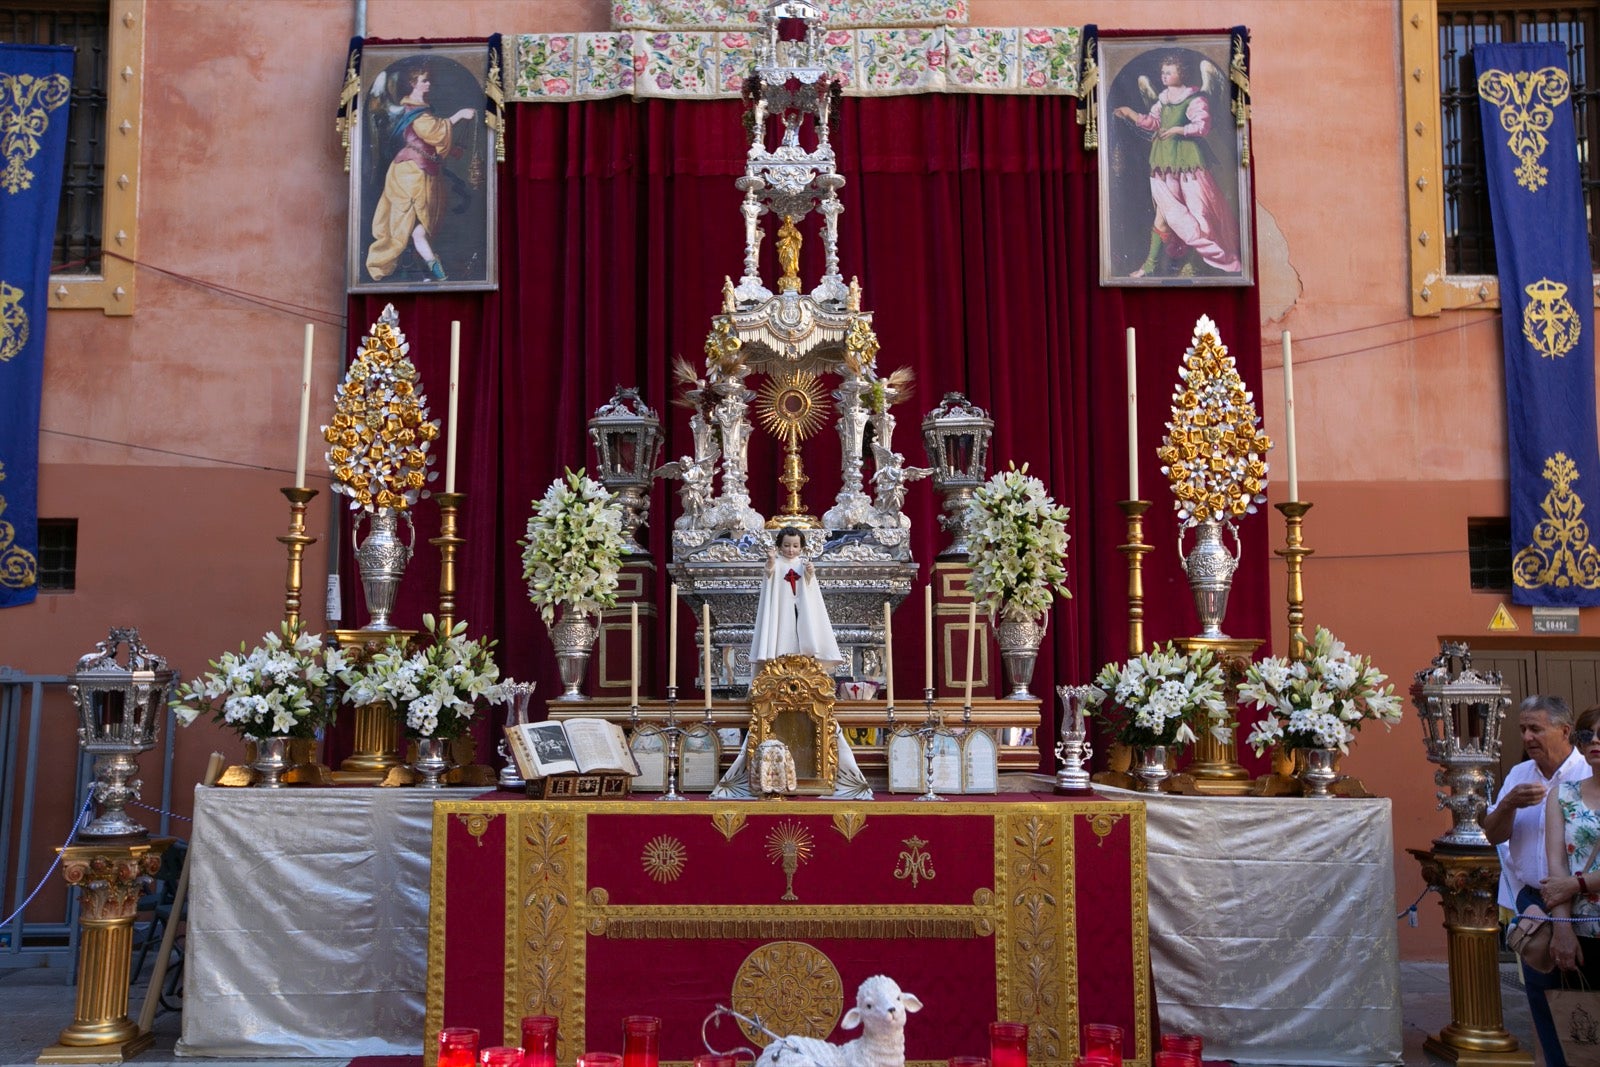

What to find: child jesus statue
left=750, top=526, right=842, bottom=667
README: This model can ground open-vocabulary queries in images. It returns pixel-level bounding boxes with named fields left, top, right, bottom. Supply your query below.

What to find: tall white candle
left=924, top=584, right=934, bottom=692
left=702, top=604, right=713, bottom=711
left=1126, top=327, right=1138, bottom=501
left=963, top=602, right=977, bottom=708
left=1282, top=330, right=1299, bottom=503
left=883, top=600, right=894, bottom=707
left=630, top=602, right=639, bottom=707
left=668, top=584, right=679, bottom=688
left=294, top=324, right=313, bottom=488
left=445, top=321, right=461, bottom=494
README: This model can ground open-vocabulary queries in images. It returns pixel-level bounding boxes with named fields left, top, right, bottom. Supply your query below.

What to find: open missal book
left=504, top=718, right=641, bottom=779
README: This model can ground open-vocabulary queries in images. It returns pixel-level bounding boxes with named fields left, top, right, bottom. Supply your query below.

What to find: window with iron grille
left=1468, top=517, right=1513, bottom=591
left=1438, top=1, right=1600, bottom=275
left=36, top=518, right=77, bottom=592
left=0, top=0, right=107, bottom=275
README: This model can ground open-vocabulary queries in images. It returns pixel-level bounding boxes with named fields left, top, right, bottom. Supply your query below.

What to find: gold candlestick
left=432, top=491, right=465, bottom=633
left=277, top=487, right=318, bottom=632
left=1275, top=501, right=1314, bottom=659
left=1117, top=500, right=1153, bottom=656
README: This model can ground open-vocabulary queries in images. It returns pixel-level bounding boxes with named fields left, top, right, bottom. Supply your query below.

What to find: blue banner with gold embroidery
left=0, top=45, right=72, bottom=607
left=1475, top=42, right=1600, bottom=604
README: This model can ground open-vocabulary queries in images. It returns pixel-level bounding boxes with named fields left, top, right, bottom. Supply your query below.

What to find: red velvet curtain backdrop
left=340, top=93, right=1267, bottom=772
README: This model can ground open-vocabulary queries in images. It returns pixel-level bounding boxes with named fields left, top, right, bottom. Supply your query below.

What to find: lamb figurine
left=754, top=976, right=922, bottom=1067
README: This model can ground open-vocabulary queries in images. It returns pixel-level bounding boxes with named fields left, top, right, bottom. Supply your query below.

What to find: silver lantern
left=589, top=387, right=663, bottom=554
left=921, top=393, right=994, bottom=559
left=70, top=628, right=176, bottom=839
left=1411, top=641, right=1511, bottom=849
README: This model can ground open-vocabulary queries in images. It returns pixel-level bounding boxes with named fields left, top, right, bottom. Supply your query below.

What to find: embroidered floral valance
left=510, top=25, right=1081, bottom=101
left=611, top=0, right=967, bottom=30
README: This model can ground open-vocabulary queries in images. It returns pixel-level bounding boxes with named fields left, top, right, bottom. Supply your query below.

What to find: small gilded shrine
left=653, top=2, right=923, bottom=691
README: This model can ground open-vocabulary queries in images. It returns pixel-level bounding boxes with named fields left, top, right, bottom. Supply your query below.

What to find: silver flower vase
left=1299, top=747, right=1338, bottom=798
left=995, top=612, right=1045, bottom=700
left=412, top=737, right=450, bottom=788
left=354, top=507, right=414, bottom=631
left=550, top=610, right=599, bottom=701
left=499, top=681, right=537, bottom=789
left=252, top=736, right=291, bottom=788
left=1179, top=519, right=1241, bottom=639
left=1134, top=745, right=1170, bottom=792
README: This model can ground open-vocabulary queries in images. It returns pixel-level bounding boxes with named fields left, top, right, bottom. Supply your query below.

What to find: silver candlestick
left=1054, top=685, right=1094, bottom=795
left=659, top=686, right=686, bottom=802
left=916, top=687, right=947, bottom=802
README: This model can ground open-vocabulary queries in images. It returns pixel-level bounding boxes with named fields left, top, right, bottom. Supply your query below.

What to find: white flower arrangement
left=341, top=615, right=512, bottom=740
left=170, top=624, right=346, bottom=739
left=1084, top=642, right=1230, bottom=749
left=521, top=468, right=626, bottom=624
left=1240, top=627, right=1404, bottom=754
left=964, top=462, right=1071, bottom=623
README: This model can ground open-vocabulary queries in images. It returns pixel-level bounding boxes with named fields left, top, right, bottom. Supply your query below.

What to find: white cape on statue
left=750, top=559, right=843, bottom=666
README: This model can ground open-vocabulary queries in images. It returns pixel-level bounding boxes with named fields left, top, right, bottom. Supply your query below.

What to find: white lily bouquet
left=1240, top=627, right=1403, bottom=754
left=521, top=468, right=626, bottom=624
left=170, top=623, right=346, bottom=739
left=342, top=615, right=513, bottom=740
left=1085, top=642, right=1230, bottom=749
left=965, top=462, right=1071, bottom=623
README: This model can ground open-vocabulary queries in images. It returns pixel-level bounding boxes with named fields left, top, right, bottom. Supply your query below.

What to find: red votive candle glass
left=521, top=1015, right=559, bottom=1067
left=694, top=1056, right=736, bottom=1067
left=622, top=1015, right=662, bottom=1067
left=580, top=1053, right=624, bottom=1067
left=481, top=1048, right=521, bottom=1067
left=1081, top=1024, right=1122, bottom=1066
left=438, top=1027, right=481, bottom=1067
left=988, top=1021, right=1029, bottom=1067
left=1160, top=1034, right=1202, bottom=1057
left=1153, top=1054, right=1198, bottom=1067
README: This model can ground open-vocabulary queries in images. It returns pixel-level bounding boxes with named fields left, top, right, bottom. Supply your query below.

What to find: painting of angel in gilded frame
left=347, top=42, right=497, bottom=293
left=1097, top=34, right=1253, bottom=287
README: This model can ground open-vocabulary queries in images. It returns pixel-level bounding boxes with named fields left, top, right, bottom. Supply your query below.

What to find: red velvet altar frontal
left=426, top=799, right=1148, bottom=1067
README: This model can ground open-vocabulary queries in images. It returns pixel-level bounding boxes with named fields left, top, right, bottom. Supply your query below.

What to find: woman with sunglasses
left=1542, top=706, right=1600, bottom=1000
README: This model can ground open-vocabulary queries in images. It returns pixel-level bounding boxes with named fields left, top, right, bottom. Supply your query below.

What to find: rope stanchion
left=0, top=785, right=95, bottom=931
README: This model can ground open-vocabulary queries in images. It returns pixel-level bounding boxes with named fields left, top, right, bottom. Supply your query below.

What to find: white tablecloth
left=176, top=786, right=441, bottom=1058
left=1105, top=787, right=1403, bottom=1066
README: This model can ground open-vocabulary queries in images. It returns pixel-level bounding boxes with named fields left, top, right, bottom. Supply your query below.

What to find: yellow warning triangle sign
left=1489, top=603, right=1519, bottom=631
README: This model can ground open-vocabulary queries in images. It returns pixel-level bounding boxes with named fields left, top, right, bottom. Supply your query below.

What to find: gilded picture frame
left=348, top=42, right=498, bottom=293
left=1097, top=34, right=1253, bottom=287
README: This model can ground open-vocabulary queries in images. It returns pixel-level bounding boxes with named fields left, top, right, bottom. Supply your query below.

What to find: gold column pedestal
left=1174, top=636, right=1262, bottom=795
left=1411, top=847, right=1532, bottom=1066
left=330, top=628, right=417, bottom=783
left=38, top=838, right=171, bottom=1064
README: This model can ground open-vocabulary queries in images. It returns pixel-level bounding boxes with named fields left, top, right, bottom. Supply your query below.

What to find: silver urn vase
left=1299, top=747, right=1338, bottom=798
left=550, top=610, right=599, bottom=702
left=252, top=736, right=292, bottom=788
left=994, top=612, right=1045, bottom=700
left=499, top=681, right=537, bottom=789
left=354, top=507, right=415, bottom=631
left=1134, top=745, right=1170, bottom=792
left=412, top=737, right=450, bottom=788
left=1178, top=519, right=1241, bottom=639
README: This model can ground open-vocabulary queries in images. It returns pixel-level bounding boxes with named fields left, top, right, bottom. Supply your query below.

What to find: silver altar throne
left=654, top=1, right=923, bottom=695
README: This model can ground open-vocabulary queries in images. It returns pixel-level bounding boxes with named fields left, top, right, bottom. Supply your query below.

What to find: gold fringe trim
left=596, top=915, right=987, bottom=939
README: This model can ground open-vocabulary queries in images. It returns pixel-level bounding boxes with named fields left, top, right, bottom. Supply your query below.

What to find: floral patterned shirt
left=1558, top=780, right=1600, bottom=936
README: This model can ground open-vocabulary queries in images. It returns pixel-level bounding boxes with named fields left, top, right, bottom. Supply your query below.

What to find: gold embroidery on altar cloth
left=1477, top=66, right=1571, bottom=191
left=832, top=811, right=866, bottom=841
left=1088, top=812, right=1124, bottom=846
left=457, top=812, right=496, bottom=844
left=713, top=811, right=747, bottom=842
left=893, top=835, right=936, bottom=888
left=641, top=834, right=686, bottom=883
left=0, top=461, right=37, bottom=591
left=1514, top=452, right=1600, bottom=591
left=594, top=911, right=987, bottom=940
left=517, top=810, right=579, bottom=1020
left=1003, top=813, right=1065, bottom=1062
left=1523, top=279, right=1582, bottom=358
left=0, top=281, right=27, bottom=362
left=766, top=820, right=814, bottom=902
left=732, top=941, right=842, bottom=1044
left=0, top=72, right=71, bottom=195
